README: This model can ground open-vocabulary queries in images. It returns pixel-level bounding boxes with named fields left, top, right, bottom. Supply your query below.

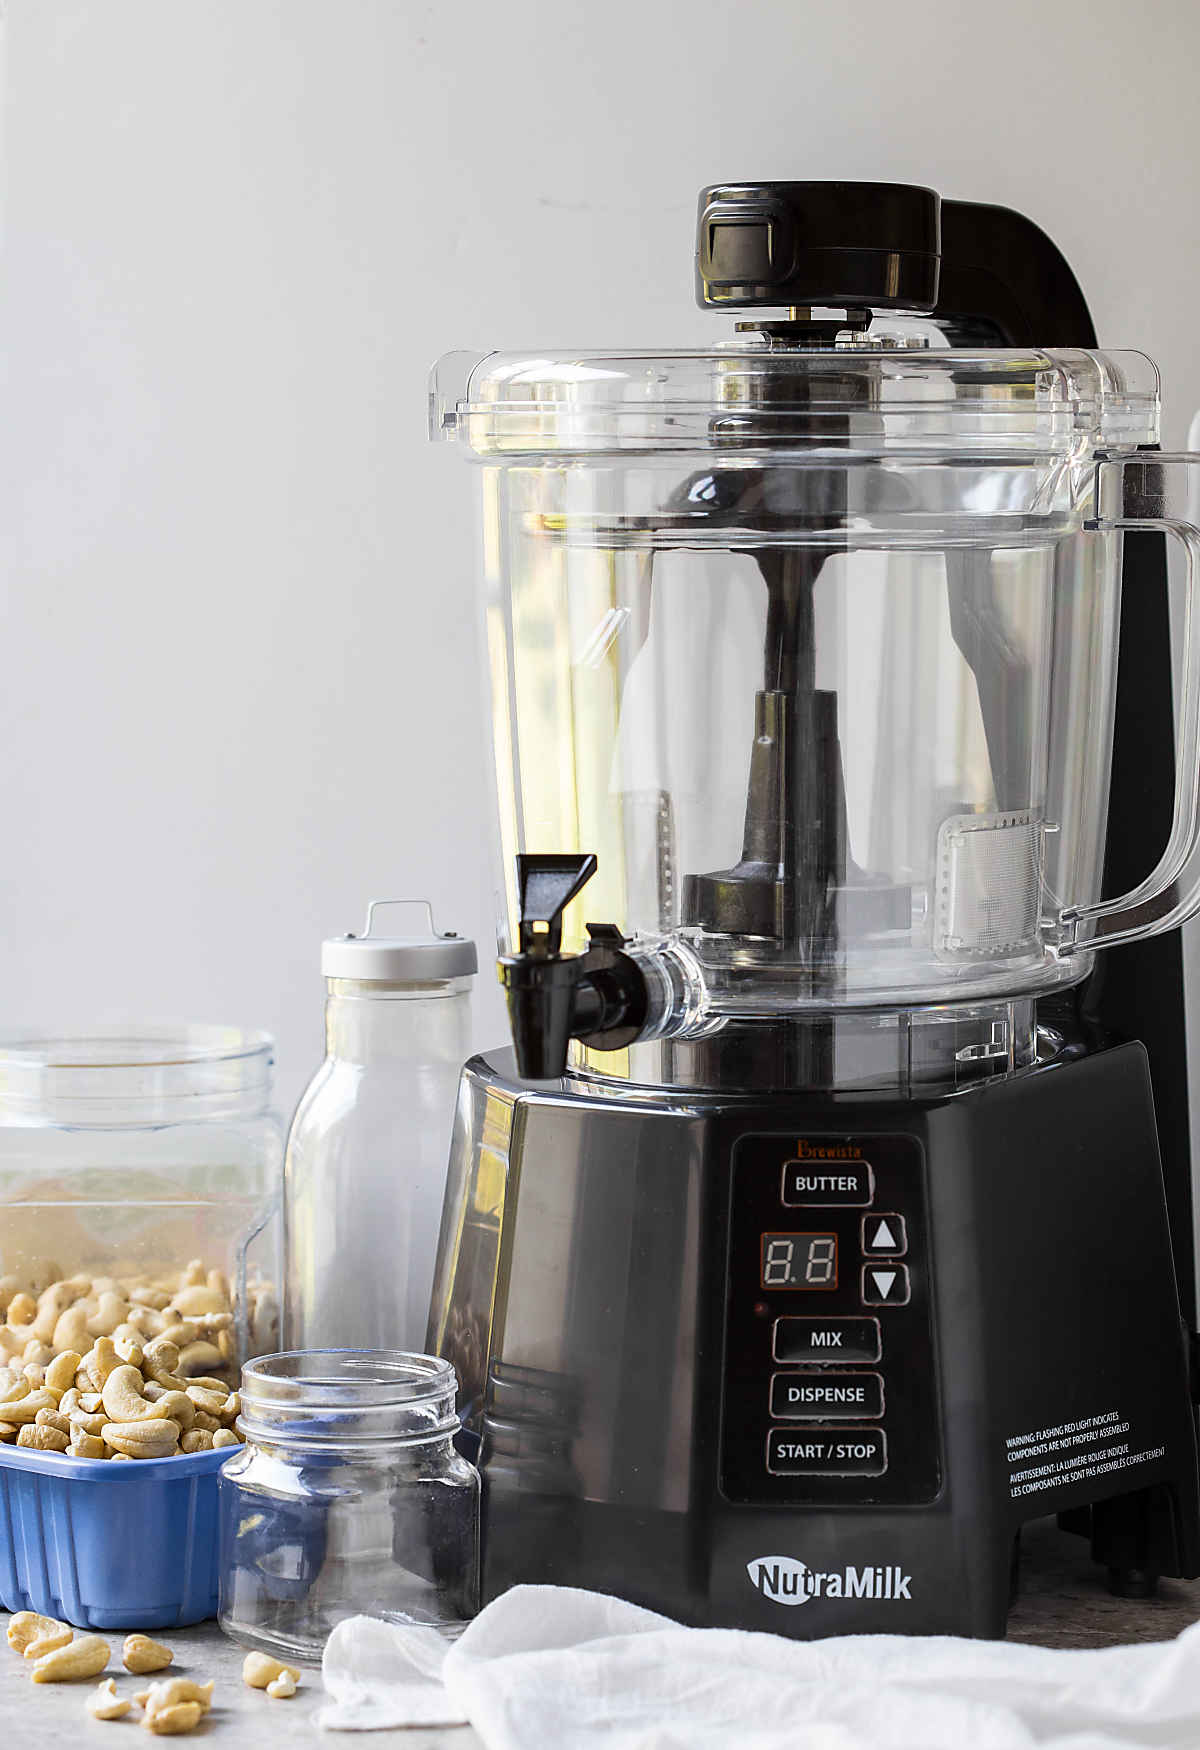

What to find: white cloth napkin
left=319, top=1584, right=1200, bottom=1748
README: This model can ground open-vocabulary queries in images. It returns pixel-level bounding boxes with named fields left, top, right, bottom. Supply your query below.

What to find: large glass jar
left=0, top=1026, right=282, bottom=1380
left=218, top=1350, right=479, bottom=1661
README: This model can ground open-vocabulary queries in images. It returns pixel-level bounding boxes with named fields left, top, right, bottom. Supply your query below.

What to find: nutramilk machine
left=429, top=182, right=1200, bottom=1636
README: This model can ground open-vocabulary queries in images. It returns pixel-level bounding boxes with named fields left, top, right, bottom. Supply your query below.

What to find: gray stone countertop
left=0, top=1617, right=483, bottom=1749
left=3, top=1518, right=1197, bottom=1745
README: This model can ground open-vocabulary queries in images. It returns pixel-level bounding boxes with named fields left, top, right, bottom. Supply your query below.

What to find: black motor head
left=694, top=179, right=1097, bottom=348
left=696, top=181, right=941, bottom=314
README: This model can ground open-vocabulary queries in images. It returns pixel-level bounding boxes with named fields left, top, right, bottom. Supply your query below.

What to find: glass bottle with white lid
left=283, top=902, right=476, bottom=1350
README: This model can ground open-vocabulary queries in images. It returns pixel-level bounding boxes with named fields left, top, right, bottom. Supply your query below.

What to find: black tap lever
left=499, top=853, right=648, bottom=1079
left=515, top=853, right=598, bottom=956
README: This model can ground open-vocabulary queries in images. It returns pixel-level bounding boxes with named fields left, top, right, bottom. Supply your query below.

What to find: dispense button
left=862, top=1214, right=907, bottom=1257
left=767, top=1427, right=888, bottom=1477
left=781, top=1160, right=873, bottom=1207
left=773, top=1316, right=881, bottom=1365
left=770, top=1372, right=884, bottom=1420
left=862, top=1265, right=910, bottom=1306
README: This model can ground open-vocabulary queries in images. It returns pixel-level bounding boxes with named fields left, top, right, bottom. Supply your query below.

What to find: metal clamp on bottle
left=498, top=854, right=649, bottom=1079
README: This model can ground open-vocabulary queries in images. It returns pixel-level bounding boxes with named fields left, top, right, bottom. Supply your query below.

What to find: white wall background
left=2, top=0, right=1200, bottom=1115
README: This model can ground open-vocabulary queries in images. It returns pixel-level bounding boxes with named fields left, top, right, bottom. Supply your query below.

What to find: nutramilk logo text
left=746, top=1554, right=913, bottom=1605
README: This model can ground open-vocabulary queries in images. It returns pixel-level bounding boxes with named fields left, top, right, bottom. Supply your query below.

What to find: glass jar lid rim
left=241, top=1348, right=457, bottom=1404
left=0, top=1024, right=274, bottom=1070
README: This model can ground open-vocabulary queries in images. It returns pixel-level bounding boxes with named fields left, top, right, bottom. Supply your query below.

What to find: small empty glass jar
left=217, top=1350, right=478, bottom=1662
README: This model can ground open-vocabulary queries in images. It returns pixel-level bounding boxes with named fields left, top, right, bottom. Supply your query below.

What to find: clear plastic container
left=432, top=341, right=1200, bottom=1063
left=218, top=1350, right=479, bottom=1661
left=0, top=1026, right=282, bottom=1379
left=283, top=903, right=476, bottom=1351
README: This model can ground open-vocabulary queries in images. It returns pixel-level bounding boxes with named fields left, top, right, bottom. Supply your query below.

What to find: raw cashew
left=242, top=1651, right=300, bottom=1690
left=113, top=1332, right=145, bottom=1368
left=7, top=1291, right=36, bottom=1327
left=143, top=1700, right=202, bottom=1733
left=17, top=1423, right=70, bottom=1451
left=69, top=1409, right=108, bottom=1437
left=122, top=1633, right=173, bottom=1674
left=129, top=1287, right=171, bottom=1311
left=0, top=1422, right=17, bottom=1441
left=126, top=1306, right=166, bottom=1339
left=100, top=1418, right=180, bottom=1459
left=267, top=1670, right=298, bottom=1698
left=168, top=1286, right=228, bottom=1319
left=151, top=1391, right=196, bottom=1430
left=45, top=1349, right=82, bottom=1395
left=34, top=1407, right=72, bottom=1436
left=23, top=1363, right=46, bottom=1388
left=87, top=1677, right=132, bottom=1719
left=177, top=1341, right=223, bottom=1376
left=101, top=1364, right=170, bottom=1423
left=22, top=1340, right=55, bottom=1367
left=219, top=1391, right=240, bottom=1424
left=87, top=1292, right=130, bottom=1338
left=211, top=1428, right=239, bottom=1449
left=4, top=1389, right=60, bottom=1425
left=52, top=1304, right=92, bottom=1354
left=140, top=1677, right=212, bottom=1713
left=0, top=1328, right=26, bottom=1361
left=218, top=1329, right=235, bottom=1363
left=31, top=1633, right=110, bottom=1681
left=185, top=1383, right=227, bottom=1417
left=142, top=1339, right=187, bottom=1391
left=84, top=1337, right=124, bottom=1390
left=70, top=1430, right=106, bottom=1458
left=180, top=1429, right=213, bottom=1452
left=8, top=1611, right=72, bottom=1654
left=26, top=1628, right=78, bottom=1659
left=190, top=1410, right=219, bottom=1431
left=0, top=1375, right=30, bottom=1407
left=34, top=1280, right=84, bottom=1346
left=182, top=1260, right=205, bottom=1288
left=207, top=1269, right=229, bottom=1299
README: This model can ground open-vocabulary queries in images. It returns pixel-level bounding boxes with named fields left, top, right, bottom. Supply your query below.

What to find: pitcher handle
left=1058, top=453, right=1200, bottom=954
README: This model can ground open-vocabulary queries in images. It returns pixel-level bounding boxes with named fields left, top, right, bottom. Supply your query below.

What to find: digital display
left=761, top=1232, right=838, bottom=1290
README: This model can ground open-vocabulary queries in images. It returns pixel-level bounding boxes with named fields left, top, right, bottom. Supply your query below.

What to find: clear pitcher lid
left=322, top=900, right=478, bottom=982
left=431, top=340, right=1160, bottom=458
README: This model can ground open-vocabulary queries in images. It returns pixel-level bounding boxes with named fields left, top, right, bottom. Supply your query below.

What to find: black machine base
left=445, top=1040, right=1200, bottom=1638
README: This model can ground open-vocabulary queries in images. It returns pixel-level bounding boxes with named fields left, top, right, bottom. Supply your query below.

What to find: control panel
left=720, top=1132, right=941, bottom=1505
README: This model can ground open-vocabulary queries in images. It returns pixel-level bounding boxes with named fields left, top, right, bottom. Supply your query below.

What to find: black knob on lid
left=696, top=181, right=941, bottom=312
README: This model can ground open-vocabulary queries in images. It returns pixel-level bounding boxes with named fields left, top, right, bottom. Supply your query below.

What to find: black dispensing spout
left=498, top=853, right=650, bottom=1080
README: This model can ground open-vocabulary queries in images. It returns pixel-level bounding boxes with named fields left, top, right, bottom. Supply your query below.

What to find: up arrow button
left=862, top=1213, right=907, bottom=1257
left=863, top=1263, right=910, bottom=1306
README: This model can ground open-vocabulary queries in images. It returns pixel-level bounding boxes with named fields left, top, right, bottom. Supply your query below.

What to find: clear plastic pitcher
left=432, top=342, right=1200, bottom=1059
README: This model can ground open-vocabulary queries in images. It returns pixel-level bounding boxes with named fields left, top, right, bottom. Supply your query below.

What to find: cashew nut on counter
left=31, top=1633, right=111, bottom=1682
left=88, top=1678, right=133, bottom=1720
left=8, top=1611, right=73, bottom=1656
left=242, top=1650, right=302, bottom=1690
left=138, top=1677, right=215, bottom=1734
left=122, top=1633, right=173, bottom=1674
